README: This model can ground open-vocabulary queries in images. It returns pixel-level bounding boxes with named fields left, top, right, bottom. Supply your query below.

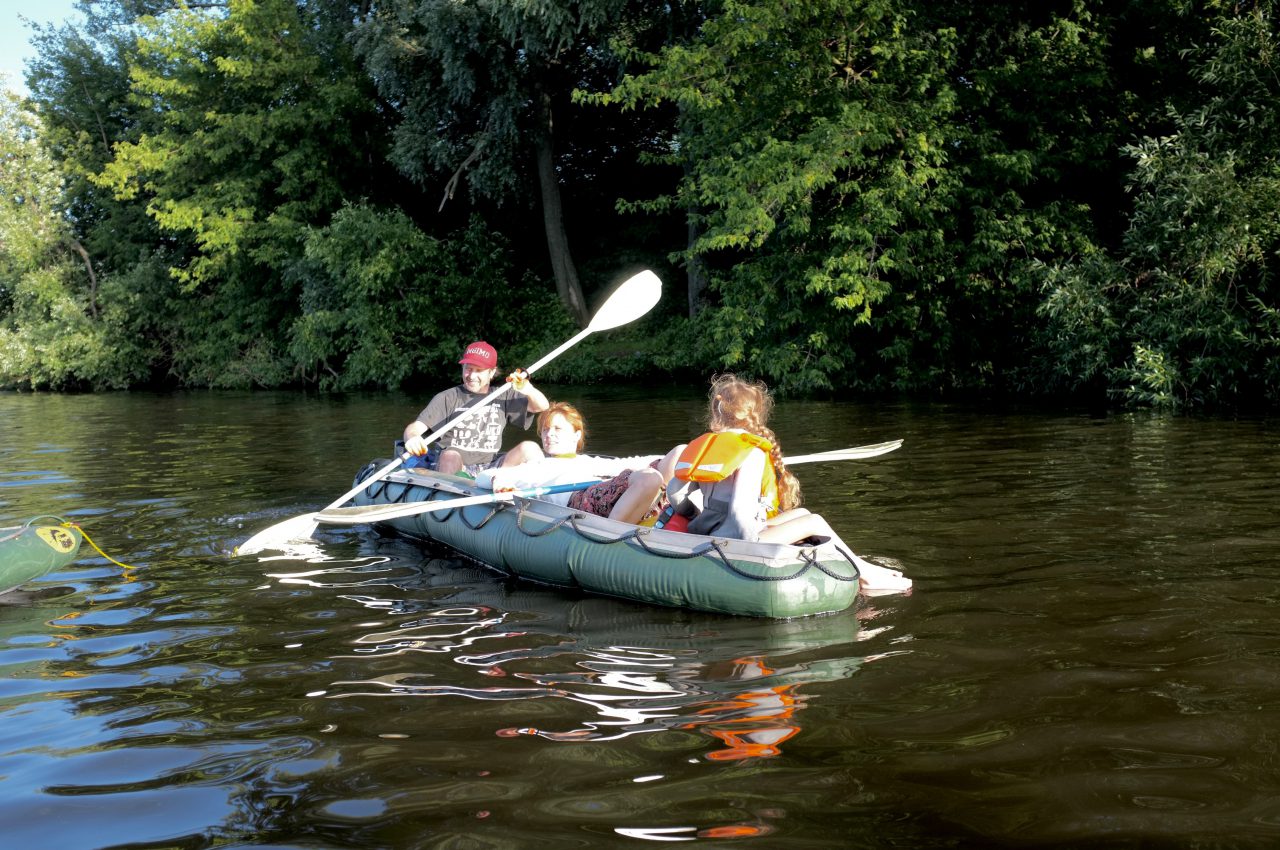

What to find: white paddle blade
left=588, top=270, right=662, bottom=332
left=784, top=440, right=904, bottom=465
left=236, top=513, right=320, bottom=555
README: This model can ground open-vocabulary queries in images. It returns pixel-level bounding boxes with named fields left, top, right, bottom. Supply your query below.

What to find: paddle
left=784, top=439, right=903, bottom=465
left=236, top=269, right=663, bottom=554
left=313, top=480, right=601, bottom=524
left=304, top=439, right=905, bottom=527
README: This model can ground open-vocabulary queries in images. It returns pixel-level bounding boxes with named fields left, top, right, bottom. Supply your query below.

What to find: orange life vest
left=673, top=431, right=780, bottom=516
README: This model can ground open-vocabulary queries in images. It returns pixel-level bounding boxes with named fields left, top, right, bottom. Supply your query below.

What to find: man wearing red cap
left=401, top=340, right=548, bottom=476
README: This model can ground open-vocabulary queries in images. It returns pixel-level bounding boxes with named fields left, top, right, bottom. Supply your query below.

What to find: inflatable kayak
left=0, top=517, right=82, bottom=595
left=337, top=463, right=862, bottom=618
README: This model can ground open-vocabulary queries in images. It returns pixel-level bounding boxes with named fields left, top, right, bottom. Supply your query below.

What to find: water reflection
left=616, top=822, right=778, bottom=841
left=308, top=589, right=900, bottom=764
left=266, top=556, right=405, bottom=587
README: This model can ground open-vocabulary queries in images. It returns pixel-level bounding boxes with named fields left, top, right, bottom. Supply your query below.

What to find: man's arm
left=521, top=382, right=550, bottom=413
left=506, top=370, right=549, bottom=413
left=404, top=389, right=454, bottom=454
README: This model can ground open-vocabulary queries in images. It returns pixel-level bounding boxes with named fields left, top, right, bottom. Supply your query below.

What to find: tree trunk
left=69, top=238, right=99, bottom=320
left=684, top=159, right=707, bottom=317
left=534, top=89, right=589, bottom=328
left=686, top=216, right=707, bottom=317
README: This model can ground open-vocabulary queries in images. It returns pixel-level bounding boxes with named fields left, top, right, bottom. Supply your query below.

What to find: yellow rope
left=61, top=521, right=141, bottom=571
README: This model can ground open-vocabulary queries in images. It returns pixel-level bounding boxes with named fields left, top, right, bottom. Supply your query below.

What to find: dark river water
left=2, top=388, right=1279, bottom=848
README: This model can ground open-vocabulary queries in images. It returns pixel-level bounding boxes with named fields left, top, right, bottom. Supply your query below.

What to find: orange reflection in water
left=698, top=823, right=775, bottom=839
left=682, top=656, right=802, bottom=761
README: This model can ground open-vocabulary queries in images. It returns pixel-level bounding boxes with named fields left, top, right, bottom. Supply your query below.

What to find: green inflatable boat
left=0, top=517, right=82, bottom=595
left=338, top=464, right=862, bottom=619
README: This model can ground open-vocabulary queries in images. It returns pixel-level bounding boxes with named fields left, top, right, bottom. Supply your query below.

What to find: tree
left=0, top=92, right=148, bottom=388
left=1038, top=1, right=1280, bottom=408
left=596, top=0, right=1212, bottom=396
left=355, top=0, right=636, bottom=328
left=292, top=206, right=571, bottom=389
left=593, top=0, right=959, bottom=391
left=87, top=0, right=392, bottom=387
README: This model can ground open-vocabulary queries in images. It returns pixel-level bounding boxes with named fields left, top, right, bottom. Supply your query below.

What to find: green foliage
left=355, top=0, right=626, bottom=200
left=0, top=92, right=150, bottom=389
left=594, top=0, right=959, bottom=393
left=63, top=0, right=392, bottom=388
left=354, top=0, right=653, bottom=323
left=885, top=0, right=1138, bottom=395
left=7, top=0, right=1280, bottom=408
left=0, top=274, right=154, bottom=390
left=292, top=206, right=573, bottom=390
left=0, top=94, right=63, bottom=276
left=591, top=0, right=1167, bottom=396
left=1036, top=2, right=1280, bottom=409
left=23, top=2, right=175, bottom=385
left=95, top=0, right=379, bottom=287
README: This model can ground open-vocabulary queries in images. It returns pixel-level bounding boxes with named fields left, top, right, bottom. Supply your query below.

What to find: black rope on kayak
left=513, top=505, right=577, bottom=537
left=459, top=504, right=502, bottom=530
left=561, top=513, right=770, bottom=579
left=508, top=503, right=842, bottom=584
left=421, top=494, right=502, bottom=530
left=354, top=468, right=476, bottom=527
left=362, top=470, right=503, bottom=530
left=608, top=526, right=737, bottom=569
left=806, top=545, right=861, bottom=583
left=576, top=516, right=860, bottom=583
left=355, top=465, right=412, bottom=505
left=354, top=469, right=861, bottom=585
left=354, top=462, right=386, bottom=494
left=565, top=514, right=659, bottom=547
left=705, top=540, right=819, bottom=582
left=625, top=527, right=703, bottom=558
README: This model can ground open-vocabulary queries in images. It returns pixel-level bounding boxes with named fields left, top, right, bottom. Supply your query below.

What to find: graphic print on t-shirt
left=444, top=403, right=505, bottom=454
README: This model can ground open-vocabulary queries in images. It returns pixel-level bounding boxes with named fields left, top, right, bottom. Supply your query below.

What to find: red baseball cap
left=458, top=340, right=498, bottom=368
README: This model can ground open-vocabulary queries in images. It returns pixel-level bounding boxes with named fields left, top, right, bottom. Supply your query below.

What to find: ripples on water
left=2, top=392, right=1280, bottom=847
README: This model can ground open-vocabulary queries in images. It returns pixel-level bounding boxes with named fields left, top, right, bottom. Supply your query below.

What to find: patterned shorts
left=566, top=459, right=665, bottom=520
left=567, top=470, right=633, bottom=517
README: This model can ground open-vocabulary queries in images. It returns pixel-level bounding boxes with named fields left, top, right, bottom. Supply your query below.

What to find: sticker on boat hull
left=36, top=527, right=78, bottom=553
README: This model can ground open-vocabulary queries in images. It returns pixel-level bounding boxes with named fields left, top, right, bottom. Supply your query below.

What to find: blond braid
left=705, top=374, right=801, bottom=512
left=761, top=425, right=802, bottom=512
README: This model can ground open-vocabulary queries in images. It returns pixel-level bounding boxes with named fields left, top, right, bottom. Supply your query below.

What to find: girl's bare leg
left=760, top=512, right=912, bottom=595
left=608, top=468, right=664, bottom=524
left=500, top=440, right=544, bottom=466
left=657, top=445, right=684, bottom=482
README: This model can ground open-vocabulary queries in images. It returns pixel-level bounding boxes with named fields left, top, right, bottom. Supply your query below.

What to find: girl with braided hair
left=663, top=374, right=911, bottom=594
left=705, top=373, right=802, bottom=510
